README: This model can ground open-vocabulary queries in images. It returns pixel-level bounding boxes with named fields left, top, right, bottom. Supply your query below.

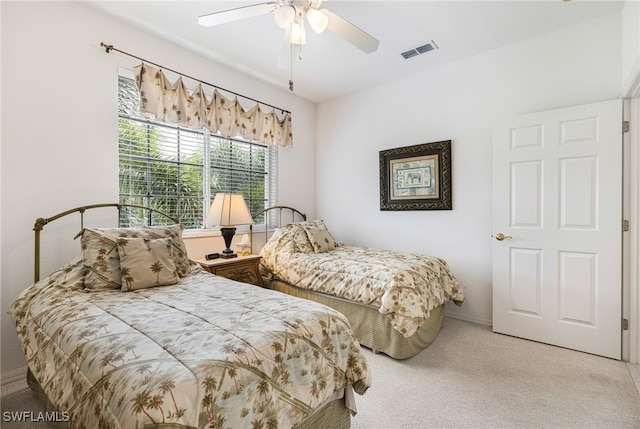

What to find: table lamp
left=205, top=193, right=253, bottom=258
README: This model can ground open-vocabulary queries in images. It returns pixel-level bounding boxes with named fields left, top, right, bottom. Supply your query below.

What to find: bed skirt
left=265, top=278, right=444, bottom=359
left=26, top=368, right=351, bottom=429
left=26, top=369, right=67, bottom=429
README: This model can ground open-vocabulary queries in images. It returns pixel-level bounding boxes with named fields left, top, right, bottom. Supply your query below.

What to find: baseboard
left=1, top=366, right=27, bottom=386
left=445, top=312, right=492, bottom=327
left=627, top=363, right=640, bottom=395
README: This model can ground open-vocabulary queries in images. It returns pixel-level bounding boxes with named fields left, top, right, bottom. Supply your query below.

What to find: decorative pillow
left=118, top=237, right=179, bottom=291
left=81, top=228, right=122, bottom=290
left=139, top=224, right=190, bottom=277
left=81, top=224, right=190, bottom=290
left=298, top=219, right=337, bottom=253
left=286, top=223, right=314, bottom=253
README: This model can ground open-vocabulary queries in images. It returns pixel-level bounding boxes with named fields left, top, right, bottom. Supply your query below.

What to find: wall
left=0, top=1, right=316, bottom=381
left=315, top=12, right=623, bottom=326
left=622, top=0, right=640, bottom=94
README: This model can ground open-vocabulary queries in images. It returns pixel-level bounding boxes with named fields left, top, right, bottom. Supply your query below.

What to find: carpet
left=351, top=318, right=640, bottom=428
left=1, top=387, right=49, bottom=429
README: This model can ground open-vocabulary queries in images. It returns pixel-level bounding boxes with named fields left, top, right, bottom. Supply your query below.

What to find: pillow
left=118, top=237, right=179, bottom=291
left=298, top=219, right=337, bottom=253
left=286, top=223, right=314, bottom=253
left=81, top=228, right=122, bottom=290
left=139, top=224, right=190, bottom=277
left=81, top=224, right=190, bottom=290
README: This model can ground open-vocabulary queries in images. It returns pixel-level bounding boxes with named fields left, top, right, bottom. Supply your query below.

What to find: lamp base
left=220, top=227, right=238, bottom=259
left=220, top=249, right=238, bottom=259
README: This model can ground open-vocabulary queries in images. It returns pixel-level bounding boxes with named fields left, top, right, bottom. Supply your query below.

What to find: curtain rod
left=100, top=42, right=291, bottom=115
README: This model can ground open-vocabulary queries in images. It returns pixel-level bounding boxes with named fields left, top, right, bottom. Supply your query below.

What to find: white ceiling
left=86, top=0, right=625, bottom=103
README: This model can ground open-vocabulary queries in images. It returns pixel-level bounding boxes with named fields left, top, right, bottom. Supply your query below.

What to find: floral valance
left=134, top=63, right=292, bottom=148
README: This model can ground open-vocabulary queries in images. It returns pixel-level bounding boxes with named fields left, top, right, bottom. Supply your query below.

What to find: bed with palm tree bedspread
left=255, top=209, right=465, bottom=359
left=9, top=204, right=371, bottom=429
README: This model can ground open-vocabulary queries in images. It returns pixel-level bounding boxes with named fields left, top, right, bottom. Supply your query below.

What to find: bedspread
left=9, top=261, right=371, bottom=429
left=260, top=226, right=464, bottom=338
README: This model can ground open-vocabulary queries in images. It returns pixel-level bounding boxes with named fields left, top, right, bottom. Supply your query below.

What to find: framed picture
left=379, top=140, right=452, bottom=211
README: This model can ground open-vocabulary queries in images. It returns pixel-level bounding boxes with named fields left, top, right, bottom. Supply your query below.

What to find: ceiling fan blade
left=198, top=2, right=279, bottom=27
left=322, top=9, right=379, bottom=54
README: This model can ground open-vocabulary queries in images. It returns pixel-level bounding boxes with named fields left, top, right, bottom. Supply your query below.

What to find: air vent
left=401, top=40, right=439, bottom=60
left=401, top=50, right=419, bottom=59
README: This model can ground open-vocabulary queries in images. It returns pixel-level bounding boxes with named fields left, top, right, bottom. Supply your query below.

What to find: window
left=118, top=73, right=277, bottom=229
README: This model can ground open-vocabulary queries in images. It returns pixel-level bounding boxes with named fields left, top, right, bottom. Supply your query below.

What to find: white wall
left=315, top=12, right=623, bottom=326
left=0, top=1, right=316, bottom=381
left=622, top=0, right=640, bottom=94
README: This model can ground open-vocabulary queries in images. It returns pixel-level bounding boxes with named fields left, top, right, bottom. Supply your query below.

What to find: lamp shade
left=274, top=5, right=295, bottom=29
left=290, top=19, right=307, bottom=45
left=205, top=193, right=253, bottom=227
left=306, top=8, right=328, bottom=34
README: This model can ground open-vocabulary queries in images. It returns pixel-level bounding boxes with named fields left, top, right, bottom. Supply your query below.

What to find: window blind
left=118, top=74, right=277, bottom=229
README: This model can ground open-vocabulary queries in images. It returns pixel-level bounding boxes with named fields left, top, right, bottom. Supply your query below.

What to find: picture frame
left=379, top=140, right=452, bottom=211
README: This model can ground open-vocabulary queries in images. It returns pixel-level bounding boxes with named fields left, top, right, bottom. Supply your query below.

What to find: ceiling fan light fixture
left=306, top=8, right=328, bottom=33
left=274, top=5, right=295, bottom=29
left=199, top=0, right=379, bottom=67
left=290, top=20, right=307, bottom=45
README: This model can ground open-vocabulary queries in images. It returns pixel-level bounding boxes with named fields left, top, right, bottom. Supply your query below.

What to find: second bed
left=252, top=207, right=464, bottom=359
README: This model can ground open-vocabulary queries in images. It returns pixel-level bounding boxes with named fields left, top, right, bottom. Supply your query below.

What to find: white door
left=492, top=99, right=622, bottom=359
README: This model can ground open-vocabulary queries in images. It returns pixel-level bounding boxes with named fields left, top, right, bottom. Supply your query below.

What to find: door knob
left=494, top=233, right=512, bottom=241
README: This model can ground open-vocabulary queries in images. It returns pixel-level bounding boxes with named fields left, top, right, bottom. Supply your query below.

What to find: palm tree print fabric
left=260, top=224, right=465, bottom=338
left=9, top=262, right=371, bottom=428
left=118, top=237, right=179, bottom=290
left=81, top=224, right=191, bottom=290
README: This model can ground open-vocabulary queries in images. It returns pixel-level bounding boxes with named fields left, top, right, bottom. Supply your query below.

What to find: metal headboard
left=250, top=205, right=307, bottom=254
left=33, top=203, right=179, bottom=282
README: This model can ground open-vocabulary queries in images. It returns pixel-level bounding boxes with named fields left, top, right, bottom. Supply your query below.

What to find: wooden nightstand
left=196, top=255, right=264, bottom=287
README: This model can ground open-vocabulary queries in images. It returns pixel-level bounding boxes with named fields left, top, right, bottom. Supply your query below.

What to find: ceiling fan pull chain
left=289, top=37, right=294, bottom=92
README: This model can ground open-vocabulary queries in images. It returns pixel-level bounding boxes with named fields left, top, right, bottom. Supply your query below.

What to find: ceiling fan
left=197, top=0, right=380, bottom=55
